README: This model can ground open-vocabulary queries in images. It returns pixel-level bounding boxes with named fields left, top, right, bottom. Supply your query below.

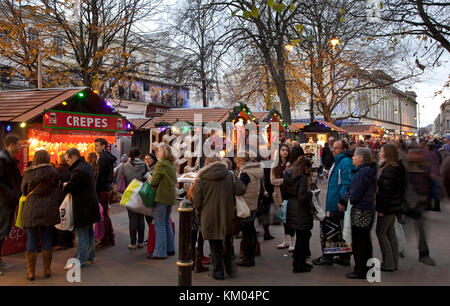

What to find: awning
left=341, top=125, right=377, bottom=136
left=142, top=107, right=233, bottom=129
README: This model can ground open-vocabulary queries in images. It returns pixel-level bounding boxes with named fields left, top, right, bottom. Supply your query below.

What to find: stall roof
left=142, top=107, right=233, bottom=129
left=0, top=88, right=86, bottom=122
left=288, top=123, right=306, bottom=130
left=341, top=124, right=375, bottom=136
left=317, top=120, right=347, bottom=133
left=253, top=112, right=269, bottom=121
left=128, top=118, right=153, bottom=130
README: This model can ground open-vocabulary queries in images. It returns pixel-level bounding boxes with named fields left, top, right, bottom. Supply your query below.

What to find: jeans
left=241, top=210, right=257, bottom=264
left=210, top=235, right=233, bottom=279
left=415, top=216, right=430, bottom=258
left=352, top=226, right=373, bottom=276
left=153, top=202, right=175, bottom=257
left=74, top=225, right=95, bottom=266
left=98, top=191, right=114, bottom=245
left=0, top=206, right=14, bottom=258
left=376, top=214, right=398, bottom=270
left=292, top=230, right=312, bottom=269
left=127, top=208, right=145, bottom=245
left=26, top=226, right=52, bottom=252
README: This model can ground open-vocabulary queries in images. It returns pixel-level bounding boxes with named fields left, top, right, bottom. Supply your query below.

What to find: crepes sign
left=43, top=109, right=127, bottom=132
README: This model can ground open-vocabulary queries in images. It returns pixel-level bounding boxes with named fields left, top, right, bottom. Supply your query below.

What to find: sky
left=410, top=55, right=449, bottom=127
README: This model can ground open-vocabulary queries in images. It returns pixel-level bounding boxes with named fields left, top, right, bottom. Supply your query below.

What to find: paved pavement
left=1, top=180, right=449, bottom=286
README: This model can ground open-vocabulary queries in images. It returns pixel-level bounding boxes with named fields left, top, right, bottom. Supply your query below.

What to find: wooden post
left=177, top=199, right=193, bottom=286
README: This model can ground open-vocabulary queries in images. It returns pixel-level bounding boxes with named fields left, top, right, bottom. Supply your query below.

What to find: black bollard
left=177, top=198, right=193, bottom=286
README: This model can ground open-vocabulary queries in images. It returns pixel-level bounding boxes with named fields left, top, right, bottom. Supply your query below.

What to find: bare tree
left=168, top=0, right=229, bottom=107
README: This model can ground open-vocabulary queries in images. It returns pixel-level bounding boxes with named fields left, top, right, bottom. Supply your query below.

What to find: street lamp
left=330, top=38, right=340, bottom=49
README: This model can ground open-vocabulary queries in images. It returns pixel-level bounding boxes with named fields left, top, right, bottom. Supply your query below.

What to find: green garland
left=224, top=102, right=259, bottom=123
left=262, top=109, right=282, bottom=122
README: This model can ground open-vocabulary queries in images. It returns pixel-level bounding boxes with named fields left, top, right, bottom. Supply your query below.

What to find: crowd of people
left=0, top=132, right=448, bottom=282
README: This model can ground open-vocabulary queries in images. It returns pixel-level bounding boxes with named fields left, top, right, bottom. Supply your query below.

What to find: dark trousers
left=98, top=191, right=114, bottom=245
left=241, top=211, right=257, bottom=264
left=191, top=230, right=205, bottom=252
left=292, top=230, right=312, bottom=269
left=0, top=206, right=14, bottom=259
left=209, top=235, right=233, bottom=279
left=352, top=226, right=373, bottom=276
left=127, top=208, right=145, bottom=245
left=52, top=227, right=73, bottom=248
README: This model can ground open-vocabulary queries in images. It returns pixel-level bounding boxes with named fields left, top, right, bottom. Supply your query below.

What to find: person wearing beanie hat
left=120, top=154, right=128, bottom=163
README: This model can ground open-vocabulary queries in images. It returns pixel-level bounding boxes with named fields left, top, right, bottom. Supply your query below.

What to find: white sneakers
left=288, top=236, right=296, bottom=252
left=277, top=235, right=291, bottom=249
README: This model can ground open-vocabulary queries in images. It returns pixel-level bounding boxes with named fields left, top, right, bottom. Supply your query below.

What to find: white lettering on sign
left=102, top=118, right=108, bottom=128
left=67, top=116, right=72, bottom=126
left=95, top=118, right=101, bottom=127
left=53, top=113, right=117, bottom=129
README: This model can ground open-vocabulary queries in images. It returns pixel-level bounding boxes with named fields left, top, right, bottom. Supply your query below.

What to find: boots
left=255, top=241, right=261, bottom=257
left=263, top=225, right=274, bottom=240
left=288, top=235, right=295, bottom=252
left=194, top=247, right=208, bottom=273
left=433, top=200, right=441, bottom=212
left=240, top=240, right=244, bottom=258
left=25, top=251, right=37, bottom=281
left=42, top=250, right=53, bottom=278
left=277, top=235, right=290, bottom=249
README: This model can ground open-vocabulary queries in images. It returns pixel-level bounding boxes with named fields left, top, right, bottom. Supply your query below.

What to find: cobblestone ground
left=1, top=179, right=449, bottom=286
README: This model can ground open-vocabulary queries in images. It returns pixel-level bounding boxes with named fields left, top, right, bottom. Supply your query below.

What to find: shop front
left=0, top=88, right=131, bottom=256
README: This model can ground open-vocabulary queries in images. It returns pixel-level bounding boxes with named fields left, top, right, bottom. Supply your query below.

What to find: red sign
left=43, top=109, right=127, bottom=132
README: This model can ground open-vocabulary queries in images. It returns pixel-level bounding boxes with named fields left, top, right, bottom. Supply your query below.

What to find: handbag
left=272, top=186, right=283, bottom=206
left=139, top=181, right=156, bottom=208
left=116, top=166, right=127, bottom=193
left=120, top=179, right=153, bottom=216
left=350, top=206, right=373, bottom=228
left=15, top=183, right=42, bottom=229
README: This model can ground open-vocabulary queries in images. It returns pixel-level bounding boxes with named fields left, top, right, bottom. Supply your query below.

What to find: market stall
left=0, top=87, right=132, bottom=256
left=341, top=124, right=384, bottom=143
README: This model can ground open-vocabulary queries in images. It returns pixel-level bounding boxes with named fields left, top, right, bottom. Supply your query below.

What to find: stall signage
left=43, top=110, right=127, bottom=132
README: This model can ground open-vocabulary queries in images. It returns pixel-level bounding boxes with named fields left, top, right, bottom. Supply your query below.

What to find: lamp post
left=330, top=38, right=340, bottom=122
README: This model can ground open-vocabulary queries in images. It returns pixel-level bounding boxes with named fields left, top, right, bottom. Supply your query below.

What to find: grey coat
left=21, top=164, right=62, bottom=228
left=117, top=158, right=150, bottom=185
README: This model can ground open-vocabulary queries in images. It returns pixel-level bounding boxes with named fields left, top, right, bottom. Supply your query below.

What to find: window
left=130, top=56, right=137, bottom=72
left=54, top=36, right=63, bottom=58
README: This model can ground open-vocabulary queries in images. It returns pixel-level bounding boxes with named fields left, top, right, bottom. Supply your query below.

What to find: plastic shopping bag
left=342, top=200, right=352, bottom=246
left=55, top=194, right=74, bottom=231
left=139, top=181, right=156, bottom=208
left=311, top=190, right=325, bottom=221
left=277, top=200, right=288, bottom=223
left=120, top=179, right=153, bottom=216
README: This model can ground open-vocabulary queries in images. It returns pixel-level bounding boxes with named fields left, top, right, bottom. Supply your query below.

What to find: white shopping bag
left=311, top=189, right=325, bottom=221
left=120, top=179, right=153, bottom=216
left=236, top=196, right=250, bottom=218
left=342, top=200, right=352, bottom=246
left=55, top=194, right=74, bottom=231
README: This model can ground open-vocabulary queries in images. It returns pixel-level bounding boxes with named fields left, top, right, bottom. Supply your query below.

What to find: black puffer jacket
left=21, top=164, right=62, bottom=228
left=376, top=161, right=406, bottom=215
left=96, top=150, right=117, bottom=192
left=64, top=157, right=100, bottom=228
left=0, top=150, right=22, bottom=209
left=282, top=169, right=313, bottom=231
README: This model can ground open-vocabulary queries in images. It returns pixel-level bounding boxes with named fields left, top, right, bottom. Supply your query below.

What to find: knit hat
left=120, top=154, right=128, bottom=162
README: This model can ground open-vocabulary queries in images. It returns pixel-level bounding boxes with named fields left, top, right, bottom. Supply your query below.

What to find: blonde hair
left=158, top=143, right=175, bottom=163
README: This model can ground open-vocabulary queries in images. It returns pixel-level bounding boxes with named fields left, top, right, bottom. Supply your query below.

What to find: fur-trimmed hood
left=198, top=161, right=229, bottom=181
left=24, top=163, right=53, bottom=172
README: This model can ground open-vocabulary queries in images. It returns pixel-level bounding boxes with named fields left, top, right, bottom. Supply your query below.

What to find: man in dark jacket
left=0, top=134, right=22, bottom=274
left=94, top=138, right=117, bottom=247
left=321, top=137, right=335, bottom=172
left=63, top=148, right=100, bottom=269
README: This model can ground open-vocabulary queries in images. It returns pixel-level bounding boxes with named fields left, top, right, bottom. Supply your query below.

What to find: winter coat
left=270, top=164, right=286, bottom=205
left=282, top=169, right=313, bottom=231
left=56, top=163, right=71, bottom=183
left=441, top=153, right=450, bottom=198
left=21, top=164, right=62, bottom=228
left=376, top=161, right=406, bottom=215
left=426, top=150, right=441, bottom=179
left=191, top=161, right=246, bottom=241
left=326, top=153, right=354, bottom=212
left=150, top=159, right=177, bottom=206
left=0, top=150, right=22, bottom=210
left=321, top=144, right=334, bottom=170
left=263, top=167, right=274, bottom=203
left=64, top=157, right=101, bottom=228
left=117, top=158, right=151, bottom=185
left=96, top=150, right=117, bottom=192
left=340, top=164, right=377, bottom=211
left=238, top=162, right=264, bottom=211
left=403, top=157, right=431, bottom=219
